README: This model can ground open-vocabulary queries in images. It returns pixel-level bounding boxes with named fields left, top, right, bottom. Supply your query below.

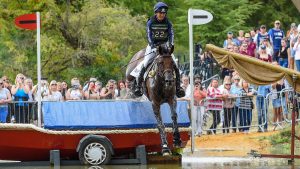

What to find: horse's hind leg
left=152, top=103, right=171, bottom=156
left=169, top=100, right=182, bottom=148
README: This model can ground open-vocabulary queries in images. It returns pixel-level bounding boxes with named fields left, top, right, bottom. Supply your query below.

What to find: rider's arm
left=146, top=20, right=154, bottom=48
left=167, top=21, right=174, bottom=46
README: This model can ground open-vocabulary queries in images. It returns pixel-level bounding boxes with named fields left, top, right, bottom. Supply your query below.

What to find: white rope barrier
left=0, top=123, right=191, bottom=135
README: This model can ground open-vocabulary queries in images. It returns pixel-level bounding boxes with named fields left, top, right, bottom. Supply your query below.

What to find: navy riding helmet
left=154, top=2, right=168, bottom=13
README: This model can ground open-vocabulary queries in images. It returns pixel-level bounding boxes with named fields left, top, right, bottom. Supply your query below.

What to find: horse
left=126, top=44, right=181, bottom=156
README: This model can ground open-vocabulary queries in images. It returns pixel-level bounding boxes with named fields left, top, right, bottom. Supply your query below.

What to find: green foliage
left=248, top=0, right=300, bottom=29
left=0, top=0, right=146, bottom=84
left=0, top=0, right=300, bottom=83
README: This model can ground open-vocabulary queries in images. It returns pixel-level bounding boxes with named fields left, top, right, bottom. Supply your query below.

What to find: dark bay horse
left=126, top=44, right=181, bottom=156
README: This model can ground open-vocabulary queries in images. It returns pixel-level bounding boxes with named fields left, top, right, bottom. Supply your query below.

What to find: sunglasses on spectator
left=225, top=83, right=231, bottom=85
left=275, top=22, right=280, bottom=25
left=51, top=84, right=57, bottom=86
left=261, top=27, right=266, bottom=29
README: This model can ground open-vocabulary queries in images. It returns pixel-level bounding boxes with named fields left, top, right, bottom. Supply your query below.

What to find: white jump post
left=36, top=12, right=42, bottom=127
left=188, top=9, right=213, bottom=153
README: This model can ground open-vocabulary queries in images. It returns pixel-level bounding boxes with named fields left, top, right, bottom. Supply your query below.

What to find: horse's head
left=156, top=44, right=175, bottom=89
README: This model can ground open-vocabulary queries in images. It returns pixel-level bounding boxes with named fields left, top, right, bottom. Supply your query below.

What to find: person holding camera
left=43, top=80, right=62, bottom=101
left=66, top=78, right=84, bottom=100
left=11, top=73, right=30, bottom=123
left=84, top=78, right=99, bottom=100
left=100, top=80, right=115, bottom=99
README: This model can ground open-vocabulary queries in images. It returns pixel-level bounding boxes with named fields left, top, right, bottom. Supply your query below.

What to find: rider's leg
left=134, top=45, right=156, bottom=96
left=172, top=54, right=185, bottom=98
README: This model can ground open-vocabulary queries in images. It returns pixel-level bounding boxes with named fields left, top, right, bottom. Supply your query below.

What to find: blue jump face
left=43, top=101, right=190, bottom=130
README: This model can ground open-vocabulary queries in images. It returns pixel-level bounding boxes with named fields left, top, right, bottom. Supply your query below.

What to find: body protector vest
left=149, top=16, right=170, bottom=45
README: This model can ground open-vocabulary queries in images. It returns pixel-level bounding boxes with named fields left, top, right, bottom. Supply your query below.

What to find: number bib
left=151, top=23, right=169, bottom=43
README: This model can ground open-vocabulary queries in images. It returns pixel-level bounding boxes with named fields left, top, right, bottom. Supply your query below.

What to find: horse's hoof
left=162, top=148, right=172, bottom=156
left=162, top=144, right=172, bottom=156
left=162, top=151, right=171, bottom=156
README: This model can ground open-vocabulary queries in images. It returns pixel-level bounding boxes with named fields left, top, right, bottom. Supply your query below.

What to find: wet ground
left=1, top=151, right=300, bottom=169
left=1, top=131, right=300, bottom=168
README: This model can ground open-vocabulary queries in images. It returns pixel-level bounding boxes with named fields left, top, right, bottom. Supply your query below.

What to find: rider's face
left=156, top=12, right=166, bottom=21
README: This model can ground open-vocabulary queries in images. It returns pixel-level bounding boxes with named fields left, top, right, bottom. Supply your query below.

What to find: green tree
left=0, top=0, right=146, bottom=84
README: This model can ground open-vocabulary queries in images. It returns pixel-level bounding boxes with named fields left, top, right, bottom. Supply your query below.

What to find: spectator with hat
left=268, top=20, right=285, bottom=62
left=223, top=31, right=239, bottom=49
left=244, top=33, right=256, bottom=57
left=256, top=25, right=270, bottom=49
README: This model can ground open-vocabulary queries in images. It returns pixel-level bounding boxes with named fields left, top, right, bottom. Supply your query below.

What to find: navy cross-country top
left=146, top=15, right=174, bottom=47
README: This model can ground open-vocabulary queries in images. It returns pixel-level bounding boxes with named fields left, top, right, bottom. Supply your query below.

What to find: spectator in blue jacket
left=268, top=20, right=285, bottom=62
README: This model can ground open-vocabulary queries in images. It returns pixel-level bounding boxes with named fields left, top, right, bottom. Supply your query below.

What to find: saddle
left=143, top=55, right=158, bottom=80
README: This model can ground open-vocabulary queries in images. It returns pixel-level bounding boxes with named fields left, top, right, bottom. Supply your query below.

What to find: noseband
left=154, top=55, right=175, bottom=85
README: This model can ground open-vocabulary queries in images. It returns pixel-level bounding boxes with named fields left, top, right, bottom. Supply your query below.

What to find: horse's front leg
left=152, top=102, right=171, bottom=156
left=169, top=99, right=182, bottom=148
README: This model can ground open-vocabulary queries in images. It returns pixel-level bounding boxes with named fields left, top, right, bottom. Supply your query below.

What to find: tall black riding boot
left=134, top=66, right=146, bottom=97
left=174, top=65, right=185, bottom=98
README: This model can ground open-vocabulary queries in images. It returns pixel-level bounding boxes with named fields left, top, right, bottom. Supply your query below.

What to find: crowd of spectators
left=181, top=20, right=299, bottom=136
left=0, top=74, right=131, bottom=102
left=223, top=20, right=297, bottom=72
left=0, top=74, right=132, bottom=123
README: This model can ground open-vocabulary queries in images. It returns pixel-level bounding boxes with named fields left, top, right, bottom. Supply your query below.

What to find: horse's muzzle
left=164, top=72, right=175, bottom=87
left=165, top=79, right=174, bottom=87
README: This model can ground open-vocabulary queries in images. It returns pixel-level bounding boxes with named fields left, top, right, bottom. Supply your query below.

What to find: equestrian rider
left=134, top=2, right=185, bottom=98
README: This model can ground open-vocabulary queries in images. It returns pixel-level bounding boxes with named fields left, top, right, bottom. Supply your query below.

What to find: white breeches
left=130, top=45, right=177, bottom=78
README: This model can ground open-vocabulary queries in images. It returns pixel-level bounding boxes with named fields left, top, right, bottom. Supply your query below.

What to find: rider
left=134, top=2, right=185, bottom=98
